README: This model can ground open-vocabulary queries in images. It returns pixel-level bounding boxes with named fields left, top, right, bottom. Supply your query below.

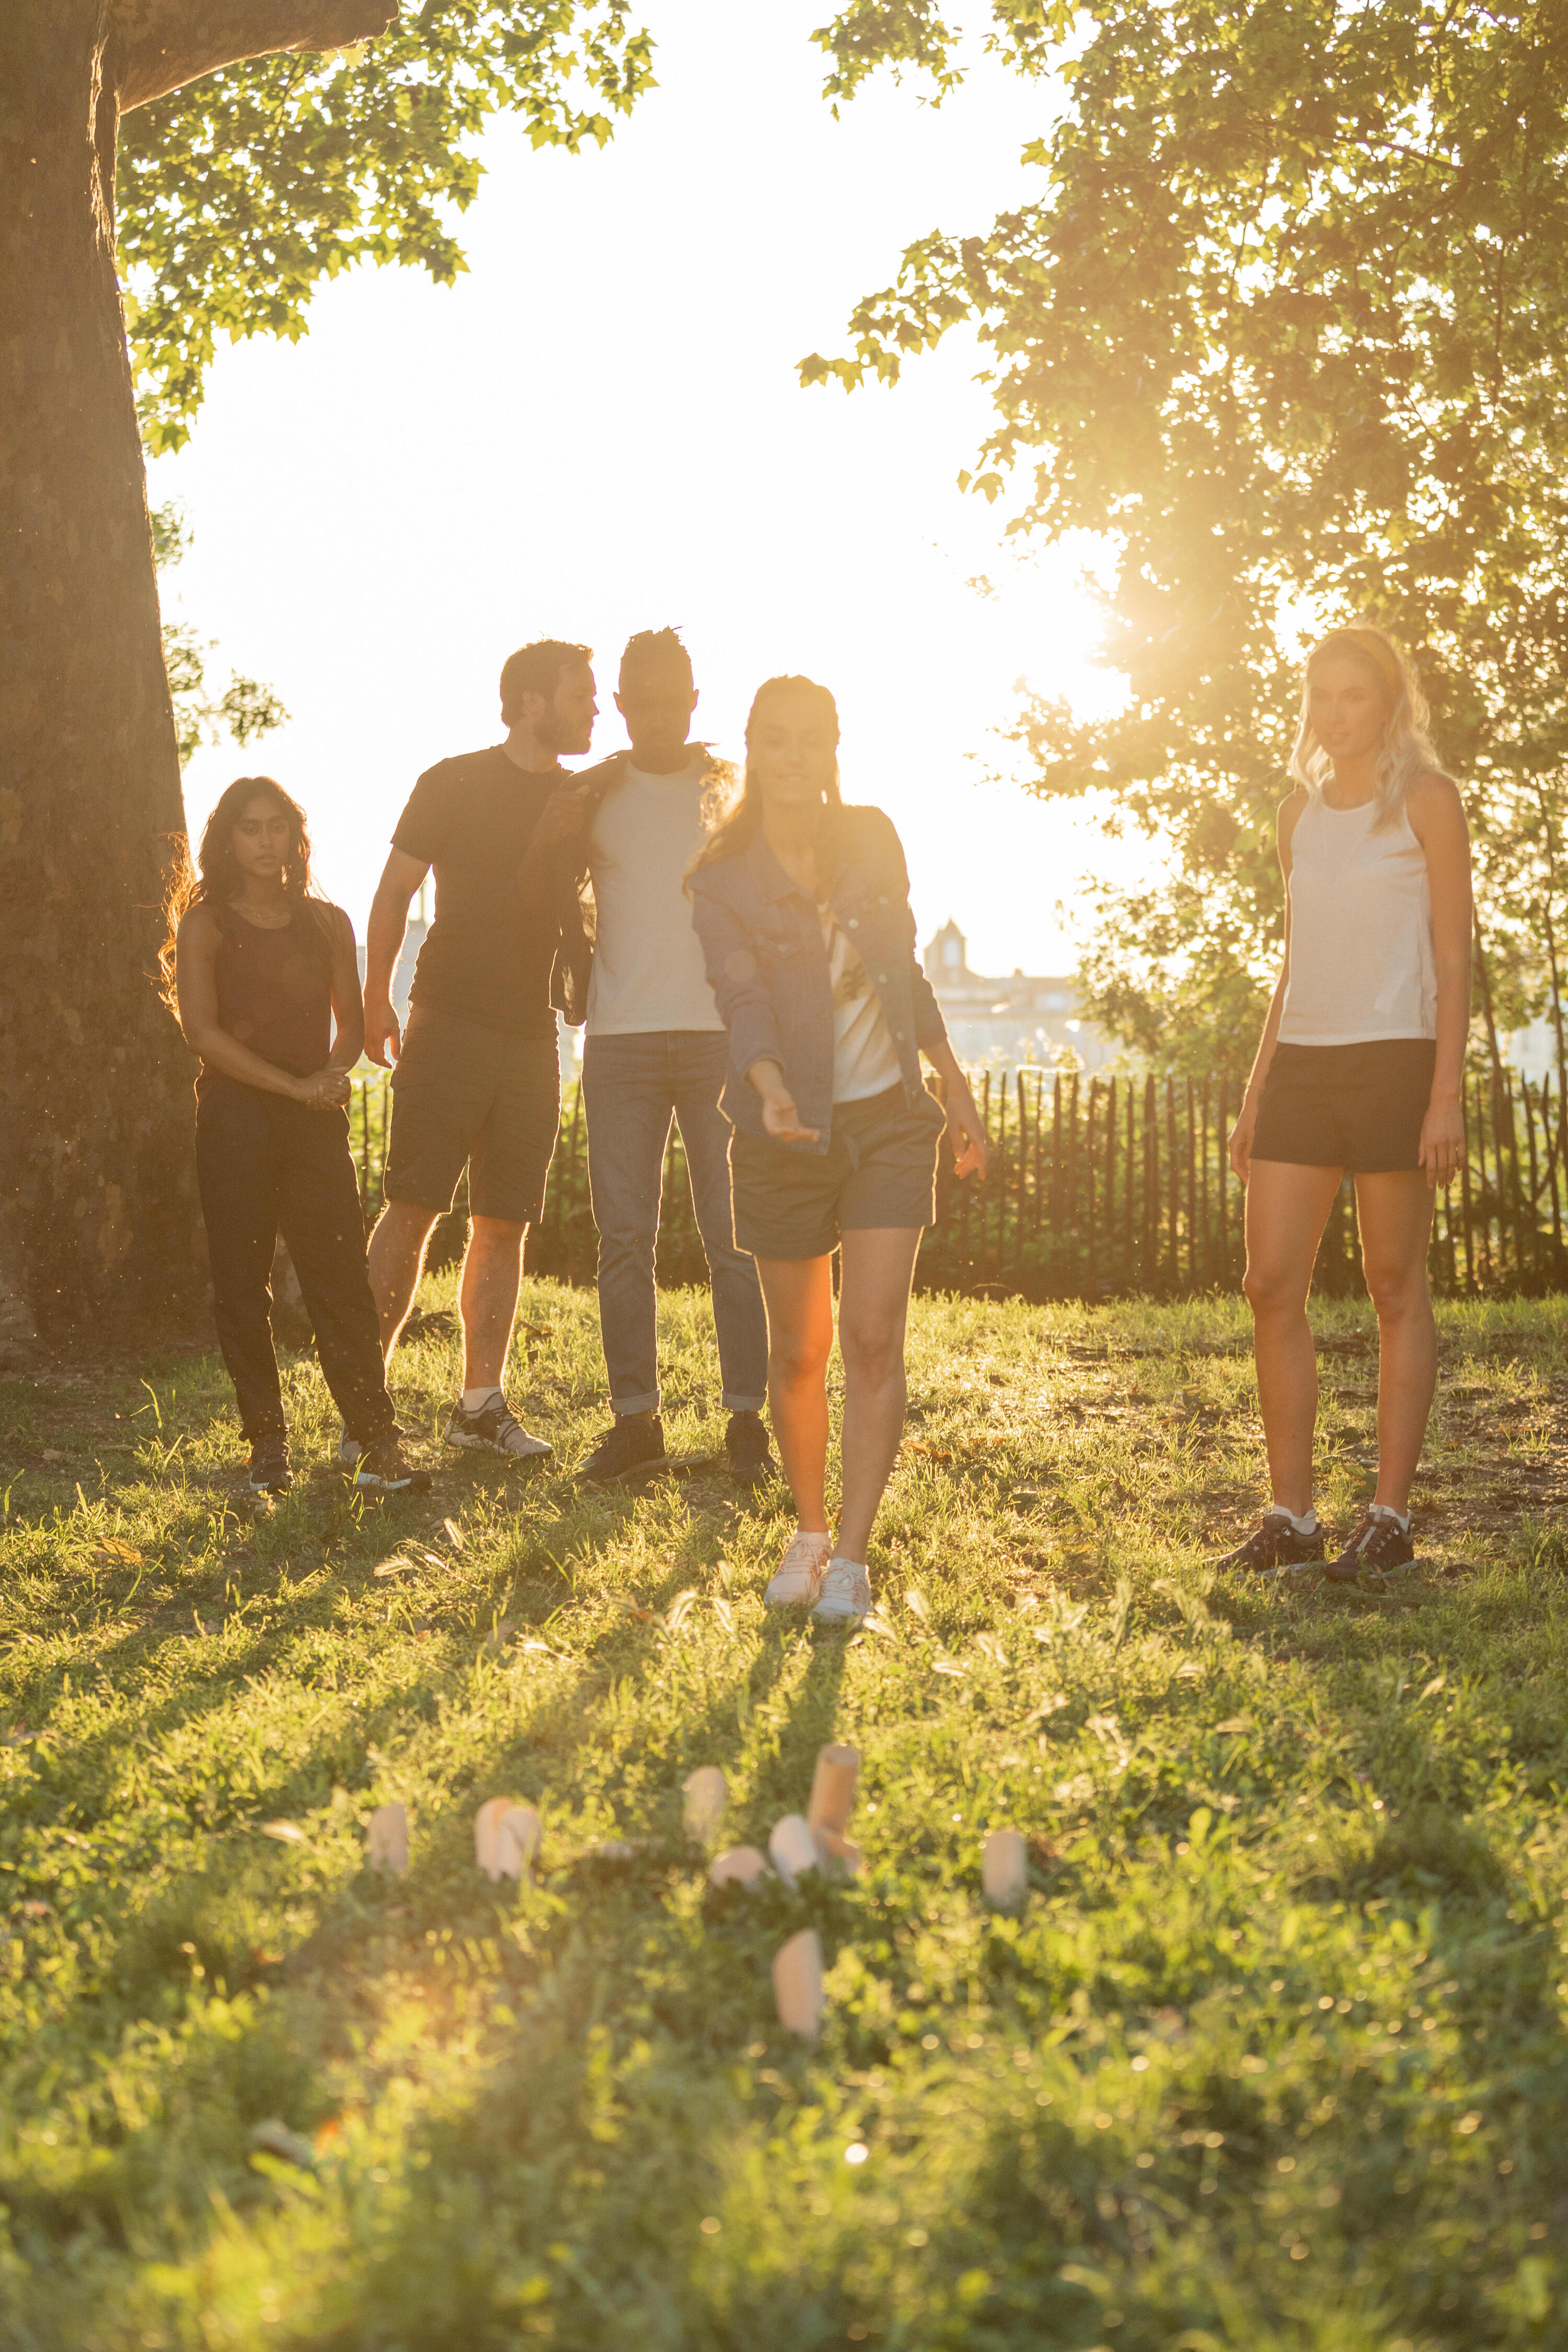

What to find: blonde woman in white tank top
left=1220, top=627, right=1473, bottom=1585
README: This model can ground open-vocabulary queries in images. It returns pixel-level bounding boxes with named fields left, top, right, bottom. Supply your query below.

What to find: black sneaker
left=579, top=1413, right=668, bottom=1483
left=1323, top=1509, right=1414, bottom=1584
left=725, top=1411, right=774, bottom=1483
left=354, top=1431, right=433, bottom=1496
left=443, top=1397, right=552, bottom=1460
left=1213, top=1512, right=1325, bottom=1576
left=248, top=1438, right=292, bottom=1496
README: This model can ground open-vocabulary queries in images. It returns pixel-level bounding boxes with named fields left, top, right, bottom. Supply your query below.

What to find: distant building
left=922, top=919, right=1110, bottom=1074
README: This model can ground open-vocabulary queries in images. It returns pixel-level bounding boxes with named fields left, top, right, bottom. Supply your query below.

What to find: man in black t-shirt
left=356, top=639, right=596, bottom=1463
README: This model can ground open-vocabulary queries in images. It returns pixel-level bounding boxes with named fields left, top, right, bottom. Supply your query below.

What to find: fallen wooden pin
left=682, top=1765, right=728, bottom=1841
left=981, top=1827, right=1029, bottom=1915
left=475, top=1798, right=542, bottom=1882
left=367, top=1802, right=409, bottom=1874
left=708, top=1844, right=767, bottom=1889
left=768, top=1813, right=821, bottom=1889
left=773, top=1928, right=824, bottom=2041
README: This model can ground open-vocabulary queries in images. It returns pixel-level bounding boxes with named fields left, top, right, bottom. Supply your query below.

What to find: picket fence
left=350, top=1060, right=1568, bottom=1302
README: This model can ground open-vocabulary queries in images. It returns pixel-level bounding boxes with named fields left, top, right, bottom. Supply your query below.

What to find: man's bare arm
left=364, top=847, right=429, bottom=1066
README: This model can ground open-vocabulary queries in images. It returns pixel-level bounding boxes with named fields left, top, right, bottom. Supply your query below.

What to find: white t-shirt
left=820, top=903, right=903, bottom=1102
left=585, top=758, right=725, bottom=1036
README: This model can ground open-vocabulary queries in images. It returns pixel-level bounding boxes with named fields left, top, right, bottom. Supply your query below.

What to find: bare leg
left=835, top=1227, right=923, bottom=1562
left=1241, top=1161, right=1344, bottom=1516
left=1354, top=1171, right=1438, bottom=1515
left=458, top=1215, right=528, bottom=1392
left=366, top=1200, right=442, bottom=1366
left=754, top=1254, right=835, bottom=1535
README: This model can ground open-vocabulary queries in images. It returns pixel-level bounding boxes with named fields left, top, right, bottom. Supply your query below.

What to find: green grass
left=2, top=1282, right=1567, bottom=2350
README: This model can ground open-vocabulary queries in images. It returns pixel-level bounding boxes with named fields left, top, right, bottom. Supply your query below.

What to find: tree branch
left=113, top=0, right=399, bottom=111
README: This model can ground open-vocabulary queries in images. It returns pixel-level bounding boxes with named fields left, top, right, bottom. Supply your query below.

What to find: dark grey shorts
left=1253, top=1040, right=1437, bottom=1173
left=730, top=1084, right=945, bottom=1260
left=385, top=1005, right=559, bottom=1225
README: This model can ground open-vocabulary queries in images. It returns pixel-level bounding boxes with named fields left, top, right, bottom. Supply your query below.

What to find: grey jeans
left=582, top=1029, right=768, bottom=1417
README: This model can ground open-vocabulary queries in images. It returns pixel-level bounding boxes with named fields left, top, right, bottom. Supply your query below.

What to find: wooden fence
left=350, top=1060, right=1568, bottom=1302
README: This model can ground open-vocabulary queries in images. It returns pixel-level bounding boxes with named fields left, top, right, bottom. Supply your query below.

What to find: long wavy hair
left=1287, top=625, right=1446, bottom=829
left=157, top=775, right=330, bottom=1011
left=687, top=675, right=844, bottom=879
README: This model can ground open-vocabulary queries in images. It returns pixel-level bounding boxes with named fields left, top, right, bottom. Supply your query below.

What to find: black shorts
left=1252, top=1040, right=1436, bottom=1173
left=385, top=1005, right=559, bottom=1224
left=730, top=1085, right=945, bottom=1260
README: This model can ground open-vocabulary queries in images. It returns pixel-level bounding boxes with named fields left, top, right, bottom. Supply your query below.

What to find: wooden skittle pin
left=981, top=1827, right=1029, bottom=1914
left=367, top=1802, right=408, bottom=1874
left=773, top=1929, right=824, bottom=2040
left=768, top=1813, right=821, bottom=1890
left=806, top=1743, right=859, bottom=1841
left=682, top=1765, right=728, bottom=1840
left=708, top=1844, right=767, bottom=1889
left=495, top=1805, right=541, bottom=1880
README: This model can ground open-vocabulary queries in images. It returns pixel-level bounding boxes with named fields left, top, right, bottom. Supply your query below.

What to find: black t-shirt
left=393, top=746, right=561, bottom=1036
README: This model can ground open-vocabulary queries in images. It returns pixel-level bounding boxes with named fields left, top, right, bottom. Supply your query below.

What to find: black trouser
left=195, top=1080, right=396, bottom=1447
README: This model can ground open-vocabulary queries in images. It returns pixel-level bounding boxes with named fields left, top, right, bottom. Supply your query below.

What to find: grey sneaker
left=338, top=1426, right=363, bottom=1474
left=444, top=1397, right=552, bottom=1460
left=813, top=1557, right=871, bottom=1626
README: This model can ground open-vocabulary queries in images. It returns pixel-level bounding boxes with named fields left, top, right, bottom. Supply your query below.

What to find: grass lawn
left=2, top=1280, right=1566, bottom=2350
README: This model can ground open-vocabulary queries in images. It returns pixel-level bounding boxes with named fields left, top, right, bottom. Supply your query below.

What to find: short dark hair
left=499, top=639, right=592, bottom=723
left=619, top=627, right=693, bottom=687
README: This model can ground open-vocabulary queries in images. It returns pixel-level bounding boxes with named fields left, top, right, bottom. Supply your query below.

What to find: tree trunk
left=0, top=4, right=197, bottom=1355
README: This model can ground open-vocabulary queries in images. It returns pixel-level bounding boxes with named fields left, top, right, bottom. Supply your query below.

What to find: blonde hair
left=686, top=675, right=843, bottom=880
left=1288, top=625, right=1445, bottom=828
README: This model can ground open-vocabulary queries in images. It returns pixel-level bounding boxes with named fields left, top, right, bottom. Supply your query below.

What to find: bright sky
left=152, top=0, right=1129, bottom=985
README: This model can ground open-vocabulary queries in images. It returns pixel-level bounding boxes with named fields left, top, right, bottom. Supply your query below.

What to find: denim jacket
left=687, top=803, right=949, bottom=1153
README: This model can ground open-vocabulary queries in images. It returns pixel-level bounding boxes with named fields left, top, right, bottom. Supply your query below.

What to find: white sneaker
left=338, top=1426, right=363, bottom=1473
left=813, top=1557, right=871, bottom=1626
left=764, top=1529, right=833, bottom=1608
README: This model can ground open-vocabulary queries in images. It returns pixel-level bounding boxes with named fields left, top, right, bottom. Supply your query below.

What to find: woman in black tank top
left=164, top=777, right=429, bottom=1499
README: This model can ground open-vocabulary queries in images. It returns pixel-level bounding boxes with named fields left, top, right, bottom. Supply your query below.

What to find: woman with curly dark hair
left=164, top=777, right=429, bottom=1498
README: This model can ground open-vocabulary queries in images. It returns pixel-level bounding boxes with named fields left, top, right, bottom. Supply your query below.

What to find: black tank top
left=200, top=904, right=334, bottom=1092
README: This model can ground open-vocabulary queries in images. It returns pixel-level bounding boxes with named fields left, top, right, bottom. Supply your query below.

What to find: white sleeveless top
left=1279, top=795, right=1437, bottom=1045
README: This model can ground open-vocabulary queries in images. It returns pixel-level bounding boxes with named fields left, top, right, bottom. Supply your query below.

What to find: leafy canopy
left=806, top=0, right=1568, bottom=1075
left=118, top=2, right=655, bottom=452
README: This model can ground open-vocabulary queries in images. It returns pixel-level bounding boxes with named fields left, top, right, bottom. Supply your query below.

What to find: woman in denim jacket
left=688, top=675, right=988, bottom=1625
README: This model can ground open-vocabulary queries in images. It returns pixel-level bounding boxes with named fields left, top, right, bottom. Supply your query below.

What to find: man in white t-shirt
left=527, top=630, right=771, bottom=1482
